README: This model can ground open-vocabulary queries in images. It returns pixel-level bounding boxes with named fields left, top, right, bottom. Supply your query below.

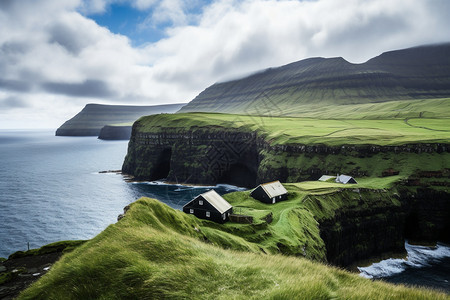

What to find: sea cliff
left=122, top=115, right=449, bottom=187
left=122, top=113, right=450, bottom=266
left=314, top=187, right=450, bottom=266
left=98, top=125, right=132, bottom=140
left=18, top=198, right=448, bottom=299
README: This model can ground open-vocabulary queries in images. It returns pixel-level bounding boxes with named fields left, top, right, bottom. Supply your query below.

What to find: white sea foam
left=358, top=241, right=450, bottom=279
left=131, top=180, right=246, bottom=191
left=216, top=183, right=247, bottom=191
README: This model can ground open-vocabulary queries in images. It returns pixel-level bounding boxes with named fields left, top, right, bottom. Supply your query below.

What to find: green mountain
left=179, top=44, right=450, bottom=116
left=55, top=103, right=185, bottom=136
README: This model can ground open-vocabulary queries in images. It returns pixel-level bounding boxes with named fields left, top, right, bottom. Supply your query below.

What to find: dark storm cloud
left=42, top=79, right=115, bottom=98
left=0, top=96, right=30, bottom=109
left=48, top=23, right=90, bottom=55
left=312, top=14, right=410, bottom=62
left=330, top=15, right=408, bottom=45
left=0, top=0, right=14, bottom=10
left=0, top=78, right=32, bottom=92
left=0, top=41, right=31, bottom=55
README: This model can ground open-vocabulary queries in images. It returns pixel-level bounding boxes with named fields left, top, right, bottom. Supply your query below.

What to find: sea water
left=0, top=130, right=243, bottom=258
left=0, top=130, right=448, bottom=292
left=359, top=241, right=450, bottom=293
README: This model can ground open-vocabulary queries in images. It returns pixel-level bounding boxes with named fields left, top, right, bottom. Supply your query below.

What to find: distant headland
left=55, top=103, right=185, bottom=139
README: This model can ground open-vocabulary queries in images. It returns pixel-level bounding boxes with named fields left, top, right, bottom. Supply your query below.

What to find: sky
left=0, top=0, right=449, bottom=129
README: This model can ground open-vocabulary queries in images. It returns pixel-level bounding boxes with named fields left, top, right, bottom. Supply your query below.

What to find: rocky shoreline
left=0, top=253, right=61, bottom=299
left=0, top=240, right=86, bottom=299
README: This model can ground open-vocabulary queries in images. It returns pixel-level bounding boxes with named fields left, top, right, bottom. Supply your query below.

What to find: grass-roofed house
left=250, top=180, right=288, bottom=204
left=183, top=190, right=233, bottom=223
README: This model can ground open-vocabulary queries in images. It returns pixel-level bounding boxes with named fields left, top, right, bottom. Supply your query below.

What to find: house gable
left=183, top=190, right=233, bottom=223
left=250, top=181, right=288, bottom=204
left=336, top=174, right=358, bottom=184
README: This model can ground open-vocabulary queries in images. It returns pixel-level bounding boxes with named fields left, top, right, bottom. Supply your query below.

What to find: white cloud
left=79, top=0, right=110, bottom=14
left=151, top=0, right=187, bottom=26
left=1, top=0, right=450, bottom=129
left=133, top=0, right=159, bottom=10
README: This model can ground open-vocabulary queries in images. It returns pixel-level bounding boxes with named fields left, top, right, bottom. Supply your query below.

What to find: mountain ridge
left=179, top=43, right=450, bottom=115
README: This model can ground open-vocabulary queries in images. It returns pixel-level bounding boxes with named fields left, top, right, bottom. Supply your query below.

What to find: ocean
left=359, top=242, right=450, bottom=293
left=0, top=130, right=448, bottom=293
left=0, top=130, right=243, bottom=258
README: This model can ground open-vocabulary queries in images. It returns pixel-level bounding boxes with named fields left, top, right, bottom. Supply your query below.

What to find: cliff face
left=317, top=188, right=450, bottom=266
left=123, top=122, right=449, bottom=187
left=123, top=124, right=260, bottom=187
left=56, top=103, right=185, bottom=137
left=122, top=122, right=450, bottom=266
left=98, top=125, right=132, bottom=140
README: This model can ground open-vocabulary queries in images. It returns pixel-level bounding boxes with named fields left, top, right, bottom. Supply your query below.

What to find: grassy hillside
left=19, top=197, right=448, bottom=299
left=273, top=97, right=450, bottom=119
left=134, top=112, right=450, bottom=146
left=179, top=44, right=450, bottom=115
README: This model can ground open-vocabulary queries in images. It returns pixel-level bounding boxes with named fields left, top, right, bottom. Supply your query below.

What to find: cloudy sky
left=1, top=0, right=449, bottom=129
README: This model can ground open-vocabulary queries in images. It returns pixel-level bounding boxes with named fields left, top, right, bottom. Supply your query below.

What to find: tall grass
left=19, top=198, right=448, bottom=299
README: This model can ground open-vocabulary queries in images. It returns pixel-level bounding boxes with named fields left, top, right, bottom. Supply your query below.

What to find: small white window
left=189, top=209, right=194, bottom=214
left=206, top=211, right=210, bottom=218
left=199, top=200, right=203, bottom=205
left=272, top=198, right=276, bottom=204
left=223, top=214, right=226, bottom=220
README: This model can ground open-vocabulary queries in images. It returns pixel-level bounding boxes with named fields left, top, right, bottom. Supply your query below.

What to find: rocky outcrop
left=56, top=103, right=185, bottom=137
left=318, top=188, right=450, bottom=266
left=0, top=240, right=85, bottom=299
left=98, top=125, right=132, bottom=140
left=122, top=126, right=260, bottom=187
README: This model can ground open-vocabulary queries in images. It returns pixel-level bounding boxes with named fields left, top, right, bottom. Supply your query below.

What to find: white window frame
left=206, top=211, right=210, bottom=218
left=189, top=209, right=194, bottom=214
left=199, top=200, right=203, bottom=205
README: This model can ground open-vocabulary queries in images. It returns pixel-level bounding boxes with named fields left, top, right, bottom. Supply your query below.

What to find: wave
left=130, top=180, right=247, bottom=191
left=215, top=183, right=247, bottom=191
left=358, top=241, right=450, bottom=279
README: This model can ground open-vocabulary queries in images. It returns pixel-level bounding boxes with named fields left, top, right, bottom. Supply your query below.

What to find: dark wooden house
left=336, top=174, right=357, bottom=184
left=250, top=181, right=288, bottom=204
left=183, top=190, right=233, bottom=223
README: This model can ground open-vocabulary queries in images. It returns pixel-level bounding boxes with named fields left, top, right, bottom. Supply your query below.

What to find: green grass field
left=19, top=197, right=448, bottom=300
left=136, top=110, right=450, bottom=146
left=246, top=98, right=450, bottom=119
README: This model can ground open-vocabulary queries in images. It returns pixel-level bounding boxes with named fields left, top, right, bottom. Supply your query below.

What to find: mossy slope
left=19, top=198, right=447, bottom=299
